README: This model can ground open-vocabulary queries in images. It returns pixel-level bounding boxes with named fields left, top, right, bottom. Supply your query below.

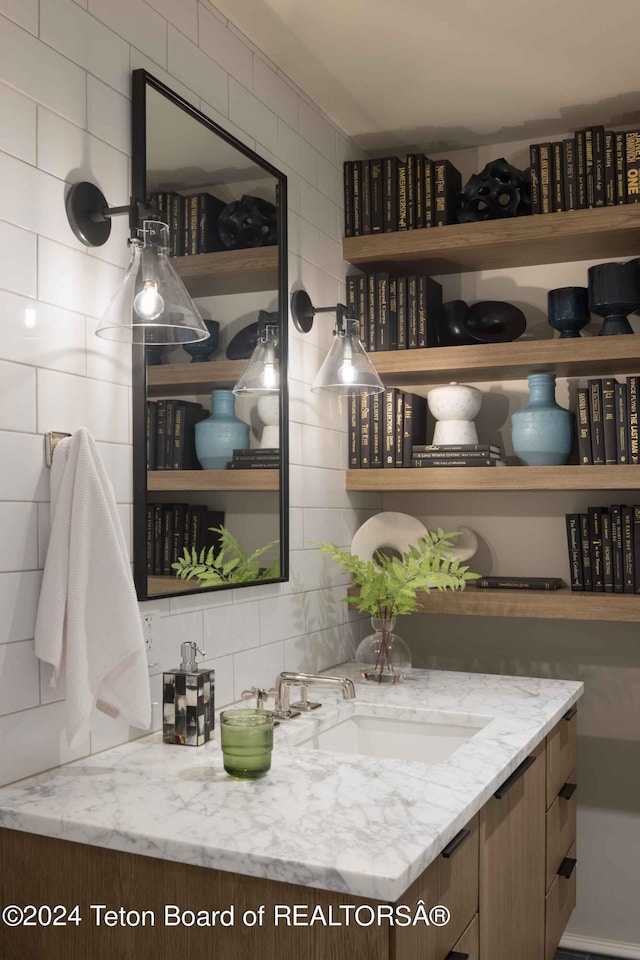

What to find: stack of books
left=226, top=448, right=280, bottom=470
left=148, top=190, right=226, bottom=258
left=577, top=377, right=639, bottom=465
left=529, top=127, right=640, bottom=214
left=348, top=390, right=428, bottom=468
left=343, top=156, right=462, bottom=238
left=147, top=400, right=207, bottom=471
left=566, top=505, right=640, bottom=593
left=411, top=443, right=505, bottom=468
left=145, top=504, right=224, bottom=576
left=346, top=272, right=442, bottom=351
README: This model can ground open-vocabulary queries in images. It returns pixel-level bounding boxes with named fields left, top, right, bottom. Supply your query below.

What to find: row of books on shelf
left=530, top=127, right=640, bottom=214
left=577, top=377, right=640, bottom=466
left=343, top=156, right=461, bottom=238
left=410, top=444, right=505, bottom=468
left=348, top=390, right=427, bottom=468
left=146, top=504, right=223, bottom=577
left=147, top=400, right=207, bottom=471
left=227, top=449, right=280, bottom=470
left=566, top=506, right=640, bottom=593
left=345, top=272, right=442, bottom=352
left=148, top=190, right=226, bottom=258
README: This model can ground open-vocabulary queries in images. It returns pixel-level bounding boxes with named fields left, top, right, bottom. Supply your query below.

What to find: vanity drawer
left=544, top=841, right=577, bottom=960
left=443, top=913, right=478, bottom=960
left=545, top=775, right=577, bottom=891
left=546, top=708, right=577, bottom=809
left=436, top=815, right=479, bottom=958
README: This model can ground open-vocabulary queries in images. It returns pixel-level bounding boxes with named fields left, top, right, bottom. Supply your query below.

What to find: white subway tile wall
left=0, top=0, right=376, bottom=787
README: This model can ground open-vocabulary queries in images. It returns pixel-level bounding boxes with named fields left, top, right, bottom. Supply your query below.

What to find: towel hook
left=45, top=432, right=71, bottom=468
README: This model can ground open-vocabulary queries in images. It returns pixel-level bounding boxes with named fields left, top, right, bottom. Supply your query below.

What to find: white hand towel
left=35, top=428, right=151, bottom=747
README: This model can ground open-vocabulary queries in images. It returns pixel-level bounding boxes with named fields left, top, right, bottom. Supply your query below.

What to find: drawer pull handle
left=445, top=953, right=469, bottom=960
left=441, top=828, right=471, bottom=859
left=563, top=706, right=577, bottom=721
left=559, top=781, right=577, bottom=800
left=494, top=755, right=536, bottom=799
left=558, top=857, right=577, bottom=879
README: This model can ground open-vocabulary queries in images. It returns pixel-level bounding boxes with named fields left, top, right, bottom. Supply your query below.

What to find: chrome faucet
left=274, top=671, right=356, bottom=720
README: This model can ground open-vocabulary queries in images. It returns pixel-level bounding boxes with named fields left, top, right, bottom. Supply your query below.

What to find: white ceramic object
left=256, top=394, right=280, bottom=449
left=350, top=512, right=428, bottom=562
left=444, top=525, right=478, bottom=562
left=427, top=381, right=482, bottom=445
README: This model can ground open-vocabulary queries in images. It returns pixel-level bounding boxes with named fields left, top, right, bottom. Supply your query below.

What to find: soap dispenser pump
left=163, top=642, right=215, bottom=746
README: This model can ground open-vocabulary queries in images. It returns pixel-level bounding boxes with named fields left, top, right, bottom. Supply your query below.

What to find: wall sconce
left=65, top=181, right=209, bottom=345
left=291, top=289, right=384, bottom=396
left=233, top=310, right=280, bottom=394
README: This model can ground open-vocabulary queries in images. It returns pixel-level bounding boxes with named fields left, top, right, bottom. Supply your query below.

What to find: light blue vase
left=511, top=374, right=573, bottom=466
left=195, top=390, right=250, bottom=470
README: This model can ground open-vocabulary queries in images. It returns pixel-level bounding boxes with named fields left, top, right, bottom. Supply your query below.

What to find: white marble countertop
left=0, top=664, right=582, bottom=901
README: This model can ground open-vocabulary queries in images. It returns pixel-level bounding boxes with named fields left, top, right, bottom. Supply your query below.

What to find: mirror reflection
left=132, top=72, right=288, bottom=600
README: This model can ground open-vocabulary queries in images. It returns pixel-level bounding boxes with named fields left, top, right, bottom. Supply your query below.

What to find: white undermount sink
left=295, top=706, right=491, bottom=764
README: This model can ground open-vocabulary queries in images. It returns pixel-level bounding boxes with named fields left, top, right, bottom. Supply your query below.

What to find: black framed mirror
left=131, top=70, right=288, bottom=600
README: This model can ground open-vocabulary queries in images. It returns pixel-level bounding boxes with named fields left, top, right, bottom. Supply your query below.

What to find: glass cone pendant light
left=311, top=316, right=384, bottom=396
left=233, top=311, right=280, bottom=394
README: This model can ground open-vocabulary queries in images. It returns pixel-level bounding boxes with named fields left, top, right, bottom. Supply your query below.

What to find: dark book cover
left=198, top=193, right=226, bottom=253
left=153, top=504, right=163, bottom=575
left=231, top=453, right=280, bottom=463
left=155, top=399, right=167, bottom=470
left=601, top=509, right=614, bottom=592
left=383, top=388, right=396, bottom=467
left=592, top=125, right=605, bottom=206
left=539, top=143, right=554, bottom=213
left=359, top=394, right=371, bottom=467
left=622, top=505, right=635, bottom=593
left=414, top=155, right=425, bottom=229
left=371, top=391, right=383, bottom=468
left=375, top=273, right=390, bottom=351
left=580, top=513, right=593, bottom=591
left=346, top=275, right=357, bottom=325
left=227, top=461, right=279, bottom=469
left=145, top=504, right=154, bottom=574
left=169, top=193, right=185, bottom=257
left=164, top=399, right=177, bottom=470
left=565, top=514, right=584, bottom=591
left=413, top=443, right=502, bottom=454
left=361, top=159, right=371, bottom=234
left=562, top=139, right=577, bottom=211
left=634, top=506, right=640, bottom=594
left=232, top=447, right=279, bottom=456
left=418, top=275, right=443, bottom=348
left=625, top=130, right=640, bottom=203
left=615, top=382, right=629, bottom=464
left=349, top=395, right=360, bottom=468
left=588, top=506, right=604, bottom=591
left=575, top=130, right=587, bottom=209
left=397, top=160, right=408, bottom=231
left=146, top=400, right=157, bottom=471
left=173, top=403, right=207, bottom=470
left=367, top=272, right=376, bottom=352
left=615, top=132, right=626, bottom=203
left=388, top=276, right=398, bottom=350
left=424, top=158, right=435, bottom=227
left=434, top=159, right=462, bottom=226
left=394, top=391, right=404, bottom=466
left=627, top=376, right=639, bottom=463
left=370, top=159, right=383, bottom=232
left=584, top=127, right=595, bottom=207
left=383, top=156, right=399, bottom=231
left=396, top=276, right=407, bottom=350
left=601, top=377, right=617, bottom=464
left=406, top=155, right=416, bottom=229
left=162, top=505, right=175, bottom=576
left=407, top=276, right=418, bottom=349
left=552, top=141, right=564, bottom=211
left=530, top=144, right=541, bottom=214
left=185, top=195, right=197, bottom=255
left=604, top=131, right=616, bottom=206
left=188, top=505, right=204, bottom=557
left=352, top=160, right=362, bottom=236
left=343, top=161, right=353, bottom=237
left=588, top=379, right=605, bottom=464
left=412, top=449, right=502, bottom=461
left=357, top=273, right=367, bottom=346
left=610, top=505, right=623, bottom=593
left=475, top=577, right=562, bottom=590
left=402, top=393, right=428, bottom=467
left=172, top=503, right=188, bottom=567
left=577, top=387, right=592, bottom=464
left=198, top=510, right=225, bottom=554
left=411, top=458, right=505, bottom=467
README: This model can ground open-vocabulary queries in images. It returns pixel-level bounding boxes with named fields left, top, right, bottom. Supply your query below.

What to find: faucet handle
left=289, top=685, right=322, bottom=712
left=241, top=686, right=277, bottom=710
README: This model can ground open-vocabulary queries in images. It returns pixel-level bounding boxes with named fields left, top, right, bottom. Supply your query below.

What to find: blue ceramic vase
left=195, top=390, right=250, bottom=470
left=511, top=374, right=573, bottom=466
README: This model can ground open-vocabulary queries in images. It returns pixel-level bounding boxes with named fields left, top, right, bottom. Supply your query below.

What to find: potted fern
left=317, top=530, right=478, bottom=683
left=172, top=525, right=279, bottom=586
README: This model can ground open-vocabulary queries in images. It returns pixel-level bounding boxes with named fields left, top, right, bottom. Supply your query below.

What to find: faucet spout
left=275, top=671, right=356, bottom=720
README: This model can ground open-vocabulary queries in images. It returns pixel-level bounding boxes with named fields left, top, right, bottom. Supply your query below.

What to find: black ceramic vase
left=588, top=262, right=640, bottom=336
left=547, top=287, right=590, bottom=338
left=182, top=319, right=220, bottom=362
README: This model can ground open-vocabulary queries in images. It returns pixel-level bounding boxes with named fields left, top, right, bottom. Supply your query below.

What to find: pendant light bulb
left=133, top=280, right=165, bottom=321
left=261, top=360, right=279, bottom=389
left=338, top=334, right=357, bottom=384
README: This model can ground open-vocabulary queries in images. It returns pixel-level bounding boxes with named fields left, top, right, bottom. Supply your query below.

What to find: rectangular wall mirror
left=131, top=69, right=288, bottom=600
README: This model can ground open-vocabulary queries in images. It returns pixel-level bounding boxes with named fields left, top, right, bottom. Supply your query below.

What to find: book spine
left=370, top=160, right=383, bottom=232
left=413, top=443, right=502, bottom=453
left=575, top=131, right=587, bottom=209
left=625, top=130, right=640, bottom=202
left=164, top=399, right=176, bottom=470
left=634, top=506, right=640, bottom=594
left=407, top=276, right=418, bottom=349
left=412, top=450, right=501, bottom=461
left=146, top=401, right=156, bottom=471
left=357, top=274, right=367, bottom=345
left=539, top=143, right=553, bottom=213
left=359, top=394, right=371, bottom=467
left=184, top=196, right=193, bottom=255
left=361, top=159, right=371, bottom=234
left=396, top=277, right=407, bottom=350
left=627, top=376, right=640, bottom=463
left=610, top=505, right=623, bottom=593
left=162, top=506, right=174, bottom=576
left=384, top=388, right=396, bottom=467
left=562, top=139, right=577, bottom=211
left=585, top=127, right=595, bottom=207
left=406, top=155, right=416, bottom=230
left=397, top=161, right=408, bottom=230
left=367, top=272, right=376, bottom=352
left=588, top=507, right=604, bottom=591
left=588, top=379, right=605, bottom=464
left=424, top=159, right=435, bottom=227
left=592, top=125, right=605, bottom=206
left=602, top=509, right=614, bottom=592
left=352, top=160, right=362, bottom=236
left=580, top=513, right=593, bottom=591
left=388, top=276, right=398, bottom=350
left=622, top=506, right=635, bottom=593
left=375, top=273, right=389, bottom=351
left=566, top=514, right=584, bottom=591
left=601, top=377, right=617, bottom=464
left=417, top=275, right=427, bottom=348
left=552, top=141, right=564, bottom=211
left=615, top=382, right=629, bottom=464
left=415, top=154, right=425, bottom=229
left=343, top=162, right=353, bottom=237
left=145, top=505, right=153, bottom=574
left=172, top=504, right=186, bottom=567
left=153, top=504, right=163, bottom=575
left=402, top=392, right=414, bottom=468
left=383, top=157, right=399, bottom=231
left=394, top=392, right=404, bottom=467
left=604, top=131, right=616, bottom=206
left=530, top=144, right=541, bottom=214
left=155, top=400, right=166, bottom=470
left=227, top=462, right=280, bottom=469
left=370, top=391, right=383, bottom=468
left=346, top=275, right=357, bottom=327
left=434, top=160, right=462, bottom=226
left=172, top=402, right=185, bottom=469
left=577, top=387, right=592, bottom=464
left=475, top=579, right=561, bottom=590
left=615, top=132, right=626, bottom=203
left=411, top=458, right=503, bottom=467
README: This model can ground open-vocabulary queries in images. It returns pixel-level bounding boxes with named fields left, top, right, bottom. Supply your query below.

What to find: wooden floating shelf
left=348, top=586, right=640, bottom=623
left=147, top=360, right=248, bottom=397
left=346, top=465, right=640, bottom=492
left=343, top=204, right=640, bottom=276
left=368, top=335, right=640, bottom=386
left=148, top=469, right=279, bottom=492
left=148, top=576, right=194, bottom=595
left=172, top=245, right=278, bottom=297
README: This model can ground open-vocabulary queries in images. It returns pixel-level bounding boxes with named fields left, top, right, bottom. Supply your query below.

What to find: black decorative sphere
left=547, top=287, right=590, bottom=338
left=456, top=158, right=531, bottom=223
left=217, top=195, right=277, bottom=250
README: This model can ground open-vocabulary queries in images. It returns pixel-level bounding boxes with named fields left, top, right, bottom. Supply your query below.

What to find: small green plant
left=172, top=525, right=280, bottom=587
left=317, top=530, right=479, bottom=620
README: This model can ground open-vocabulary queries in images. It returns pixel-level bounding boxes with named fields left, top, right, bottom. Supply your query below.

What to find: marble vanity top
left=0, top=665, right=582, bottom=901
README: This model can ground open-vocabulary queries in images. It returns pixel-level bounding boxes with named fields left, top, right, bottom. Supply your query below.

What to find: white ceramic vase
left=256, top=394, right=280, bottom=449
left=427, top=381, right=482, bottom=445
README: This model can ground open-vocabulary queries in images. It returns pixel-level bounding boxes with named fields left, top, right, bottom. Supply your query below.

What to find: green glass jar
left=220, top=709, right=274, bottom=780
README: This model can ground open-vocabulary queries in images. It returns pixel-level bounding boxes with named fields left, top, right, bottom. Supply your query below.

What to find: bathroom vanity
left=0, top=667, right=581, bottom=960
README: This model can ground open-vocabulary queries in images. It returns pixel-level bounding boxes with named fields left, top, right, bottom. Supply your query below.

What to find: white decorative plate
left=445, top=525, right=478, bottom=562
left=350, top=512, right=428, bottom=562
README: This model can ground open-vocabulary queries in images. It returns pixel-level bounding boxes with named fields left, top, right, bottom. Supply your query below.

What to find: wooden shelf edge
left=148, top=469, right=280, bottom=491
left=346, top=465, right=640, bottom=492
left=147, top=359, right=248, bottom=396
left=172, top=246, right=279, bottom=297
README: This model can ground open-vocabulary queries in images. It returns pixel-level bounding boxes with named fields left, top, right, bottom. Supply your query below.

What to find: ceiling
left=212, top=0, right=640, bottom=155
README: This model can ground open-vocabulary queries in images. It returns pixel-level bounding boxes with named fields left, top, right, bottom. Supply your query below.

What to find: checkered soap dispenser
left=163, top=642, right=215, bottom=746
